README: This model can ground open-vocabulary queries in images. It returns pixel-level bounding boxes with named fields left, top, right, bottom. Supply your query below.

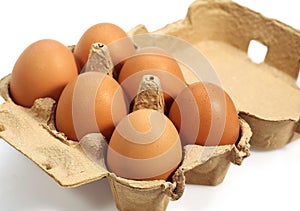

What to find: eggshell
left=118, top=47, right=186, bottom=109
left=10, top=39, right=78, bottom=107
left=73, top=23, right=135, bottom=72
left=107, top=109, right=182, bottom=181
left=55, top=72, right=128, bottom=141
left=169, top=82, right=240, bottom=146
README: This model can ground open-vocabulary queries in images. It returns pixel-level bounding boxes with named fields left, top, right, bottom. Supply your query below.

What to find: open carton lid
left=129, top=0, right=300, bottom=150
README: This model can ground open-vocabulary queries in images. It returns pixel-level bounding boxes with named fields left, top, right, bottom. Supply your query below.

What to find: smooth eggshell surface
left=169, top=82, right=240, bottom=146
left=55, top=72, right=128, bottom=141
left=118, top=47, right=186, bottom=109
left=107, top=109, right=182, bottom=181
left=73, top=22, right=135, bottom=72
left=10, top=39, right=78, bottom=107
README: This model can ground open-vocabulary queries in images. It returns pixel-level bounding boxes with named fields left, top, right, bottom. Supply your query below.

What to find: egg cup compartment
left=0, top=71, right=250, bottom=210
left=130, top=0, right=300, bottom=150
left=181, top=120, right=250, bottom=186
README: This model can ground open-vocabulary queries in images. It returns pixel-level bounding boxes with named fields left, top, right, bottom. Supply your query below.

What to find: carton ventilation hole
left=296, top=71, right=300, bottom=88
left=247, top=40, right=268, bottom=64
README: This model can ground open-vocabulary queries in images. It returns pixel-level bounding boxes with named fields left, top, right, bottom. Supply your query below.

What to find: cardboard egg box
left=5, top=0, right=295, bottom=210
left=0, top=73, right=250, bottom=210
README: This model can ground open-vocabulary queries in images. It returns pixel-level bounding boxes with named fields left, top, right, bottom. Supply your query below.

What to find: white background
left=0, top=0, right=300, bottom=210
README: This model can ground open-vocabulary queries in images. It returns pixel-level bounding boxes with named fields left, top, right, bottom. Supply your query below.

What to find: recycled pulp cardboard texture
left=0, top=74, right=251, bottom=210
left=0, top=1, right=253, bottom=211
left=134, top=0, right=300, bottom=150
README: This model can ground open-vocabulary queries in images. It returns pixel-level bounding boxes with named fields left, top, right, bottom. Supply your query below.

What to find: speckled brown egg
left=10, top=39, right=78, bottom=107
left=107, top=109, right=182, bottom=181
left=55, top=72, right=128, bottom=141
left=73, top=22, right=135, bottom=73
left=168, top=82, right=240, bottom=146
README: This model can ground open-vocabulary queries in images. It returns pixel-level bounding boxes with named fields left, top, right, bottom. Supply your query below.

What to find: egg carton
left=7, top=0, right=300, bottom=209
left=0, top=73, right=250, bottom=210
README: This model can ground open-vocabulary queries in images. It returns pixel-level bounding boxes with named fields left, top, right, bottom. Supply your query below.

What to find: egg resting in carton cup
left=77, top=32, right=250, bottom=188
left=72, top=41, right=186, bottom=209
left=0, top=23, right=251, bottom=211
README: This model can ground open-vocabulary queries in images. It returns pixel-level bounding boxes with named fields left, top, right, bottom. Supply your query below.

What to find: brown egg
left=118, top=47, right=186, bottom=110
left=107, top=109, right=182, bottom=181
left=73, top=22, right=135, bottom=72
left=168, top=82, right=240, bottom=146
left=55, top=72, right=128, bottom=141
left=10, top=39, right=78, bottom=107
